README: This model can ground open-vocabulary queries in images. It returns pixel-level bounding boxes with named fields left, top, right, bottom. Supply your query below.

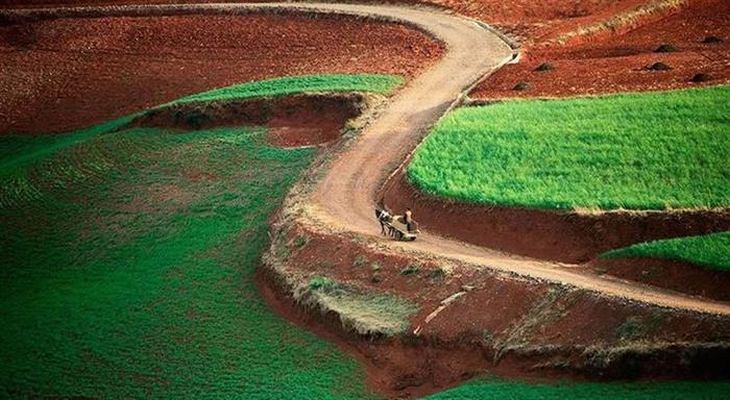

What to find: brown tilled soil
left=5, top=1, right=727, bottom=99
left=263, top=221, right=730, bottom=398
left=0, top=12, right=443, bottom=134
left=472, top=0, right=730, bottom=98
left=133, top=93, right=366, bottom=147
left=0, top=0, right=650, bottom=41
left=593, top=258, right=730, bottom=301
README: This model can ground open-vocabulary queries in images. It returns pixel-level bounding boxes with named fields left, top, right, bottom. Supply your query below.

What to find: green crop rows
left=408, top=86, right=730, bottom=210
left=602, top=231, right=730, bottom=271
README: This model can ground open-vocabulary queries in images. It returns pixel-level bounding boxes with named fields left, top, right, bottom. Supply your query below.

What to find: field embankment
left=134, top=93, right=366, bottom=147
left=394, top=86, right=730, bottom=264
left=591, top=232, right=730, bottom=300
left=265, top=215, right=730, bottom=398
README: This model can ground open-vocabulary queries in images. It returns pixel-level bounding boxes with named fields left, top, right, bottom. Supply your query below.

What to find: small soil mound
left=134, top=93, right=366, bottom=147
left=691, top=73, right=713, bottom=83
left=654, top=44, right=677, bottom=53
left=647, top=62, right=671, bottom=71
left=535, top=62, right=554, bottom=72
left=471, top=0, right=730, bottom=99
left=593, top=258, right=730, bottom=302
left=513, top=81, right=530, bottom=91
left=703, top=35, right=723, bottom=44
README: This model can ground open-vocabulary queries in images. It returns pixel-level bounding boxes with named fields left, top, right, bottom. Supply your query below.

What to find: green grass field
left=408, top=86, right=730, bottom=210
left=0, top=125, right=385, bottom=398
left=425, top=378, right=730, bottom=399
left=0, top=74, right=404, bottom=398
left=601, top=231, right=730, bottom=271
left=168, top=73, right=403, bottom=106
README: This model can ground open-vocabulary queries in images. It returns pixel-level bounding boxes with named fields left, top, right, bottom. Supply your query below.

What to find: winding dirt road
left=5, top=2, right=730, bottom=316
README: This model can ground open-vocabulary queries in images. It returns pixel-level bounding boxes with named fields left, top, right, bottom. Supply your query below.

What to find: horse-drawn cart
left=375, top=208, right=418, bottom=241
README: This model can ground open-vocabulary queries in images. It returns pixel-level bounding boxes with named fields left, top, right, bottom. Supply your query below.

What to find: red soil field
left=473, top=0, right=730, bottom=98
left=0, top=0, right=651, bottom=41
left=5, top=1, right=726, bottom=99
left=0, top=12, right=443, bottom=134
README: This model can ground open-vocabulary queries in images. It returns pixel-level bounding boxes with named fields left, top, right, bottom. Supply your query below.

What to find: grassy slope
left=169, top=73, right=403, bottom=105
left=0, top=126, right=380, bottom=398
left=601, top=231, right=730, bottom=271
left=0, top=74, right=404, bottom=398
left=408, top=86, right=730, bottom=210
left=426, top=379, right=730, bottom=399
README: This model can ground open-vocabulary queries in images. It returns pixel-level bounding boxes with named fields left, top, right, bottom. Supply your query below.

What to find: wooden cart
left=376, top=208, right=418, bottom=241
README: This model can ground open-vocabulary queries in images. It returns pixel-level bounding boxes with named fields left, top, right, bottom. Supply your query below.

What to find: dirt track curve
left=5, top=2, right=730, bottom=316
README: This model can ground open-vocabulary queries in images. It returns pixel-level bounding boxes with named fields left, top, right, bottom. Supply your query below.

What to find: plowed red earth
left=0, top=0, right=650, bottom=41
left=0, top=12, right=442, bottom=134
left=5, top=1, right=728, bottom=99
left=473, top=0, right=730, bottom=98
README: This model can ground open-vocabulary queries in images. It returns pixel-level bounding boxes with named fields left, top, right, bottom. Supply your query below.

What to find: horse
left=374, top=207, right=396, bottom=237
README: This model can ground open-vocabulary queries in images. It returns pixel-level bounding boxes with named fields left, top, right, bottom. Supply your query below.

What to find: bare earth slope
left=4, top=2, right=729, bottom=317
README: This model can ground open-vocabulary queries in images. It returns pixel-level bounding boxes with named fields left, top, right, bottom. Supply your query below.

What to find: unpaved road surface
left=5, top=2, right=730, bottom=315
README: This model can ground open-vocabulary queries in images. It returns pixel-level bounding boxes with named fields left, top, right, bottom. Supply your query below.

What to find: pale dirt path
left=5, top=2, right=730, bottom=316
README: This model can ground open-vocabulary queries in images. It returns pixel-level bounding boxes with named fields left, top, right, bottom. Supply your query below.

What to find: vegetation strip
left=426, top=378, right=730, bottom=399
left=602, top=231, right=730, bottom=271
left=305, top=276, right=418, bottom=336
left=408, top=86, right=730, bottom=210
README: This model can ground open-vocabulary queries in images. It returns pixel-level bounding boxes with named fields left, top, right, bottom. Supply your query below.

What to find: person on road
left=404, top=208, right=415, bottom=233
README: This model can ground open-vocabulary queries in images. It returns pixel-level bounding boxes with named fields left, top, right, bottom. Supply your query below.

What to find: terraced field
left=408, top=85, right=730, bottom=210
left=3, top=74, right=727, bottom=399
left=3, top=1, right=730, bottom=398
